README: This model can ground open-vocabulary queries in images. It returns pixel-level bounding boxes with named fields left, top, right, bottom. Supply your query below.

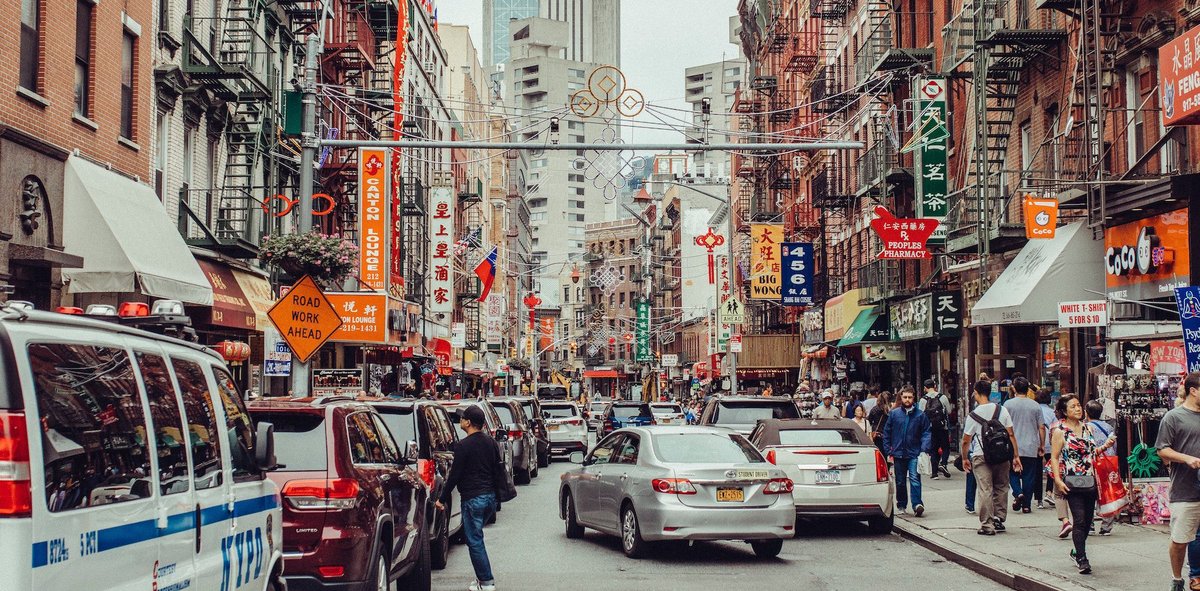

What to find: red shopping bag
left=1096, top=454, right=1128, bottom=518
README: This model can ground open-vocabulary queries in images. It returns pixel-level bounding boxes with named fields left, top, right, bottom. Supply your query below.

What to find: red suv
left=248, top=397, right=431, bottom=591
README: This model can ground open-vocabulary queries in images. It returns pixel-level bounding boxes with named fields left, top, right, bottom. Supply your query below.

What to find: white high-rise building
left=539, top=0, right=621, bottom=66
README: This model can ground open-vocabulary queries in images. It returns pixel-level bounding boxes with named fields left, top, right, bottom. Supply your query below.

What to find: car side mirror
left=254, top=422, right=279, bottom=471
left=568, top=451, right=586, bottom=464
left=404, top=440, right=419, bottom=463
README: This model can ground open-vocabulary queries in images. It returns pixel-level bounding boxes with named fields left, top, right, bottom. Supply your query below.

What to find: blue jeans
left=895, top=457, right=923, bottom=509
left=966, top=470, right=977, bottom=511
left=1008, top=456, right=1039, bottom=510
left=1189, top=527, right=1200, bottom=578
left=462, top=493, right=497, bottom=584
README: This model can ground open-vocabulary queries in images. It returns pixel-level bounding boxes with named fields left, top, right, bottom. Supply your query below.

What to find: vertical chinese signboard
left=914, top=77, right=948, bottom=245
left=750, top=224, right=783, bottom=299
left=359, top=147, right=390, bottom=290
left=716, top=254, right=733, bottom=349
left=1176, top=286, right=1200, bottom=372
left=1160, top=24, right=1200, bottom=126
left=636, top=300, right=651, bottom=362
left=780, top=242, right=814, bottom=306
left=428, top=184, right=455, bottom=315
left=485, top=294, right=504, bottom=348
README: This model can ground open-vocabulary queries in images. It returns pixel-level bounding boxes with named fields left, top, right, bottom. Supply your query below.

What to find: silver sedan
left=558, top=426, right=796, bottom=559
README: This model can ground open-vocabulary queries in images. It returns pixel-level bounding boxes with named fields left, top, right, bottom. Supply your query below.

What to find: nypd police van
left=0, top=300, right=285, bottom=591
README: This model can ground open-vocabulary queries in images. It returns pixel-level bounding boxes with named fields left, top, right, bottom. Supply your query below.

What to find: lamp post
left=523, top=293, right=542, bottom=390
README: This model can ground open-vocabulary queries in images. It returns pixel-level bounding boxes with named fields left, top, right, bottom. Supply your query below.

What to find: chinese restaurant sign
left=358, top=147, right=389, bottom=290
left=1160, top=24, right=1200, bottom=126
left=428, top=184, right=456, bottom=314
left=1104, top=209, right=1190, bottom=301
left=716, top=254, right=733, bottom=349
left=890, top=291, right=963, bottom=341
left=914, top=77, right=948, bottom=244
left=781, top=242, right=814, bottom=306
left=869, top=206, right=938, bottom=259
left=749, top=224, right=783, bottom=299
left=327, top=293, right=390, bottom=344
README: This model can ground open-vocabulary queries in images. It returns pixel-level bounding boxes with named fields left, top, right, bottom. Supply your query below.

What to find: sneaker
left=1173, top=579, right=1187, bottom=591
left=469, top=582, right=498, bottom=591
left=993, top=518, right=1006, bottom=533
left=898, top=507, right=910, bottom=515
left=1058, top=521, right=1073, bottom=539
left=931, top=473, right=939, bottom=480
left=1012, top=494, right=1024, bottom=512
left=1098, top=527, right=1113, bottom=536
left=1037, top=501, right=1046, bottom=510
left=966, top=506, right=976, bottom=515
left=1046, top=497, right=1056, bottom=508
left=914, top=504, right=925, bottom=517
left=1022, top=507, right=1031, bottom=514
left=977, top=527, right=996, bottom=536
left=940, top=465, right=952, bottom=478
left=1076, top=556, right=1091, bottom=575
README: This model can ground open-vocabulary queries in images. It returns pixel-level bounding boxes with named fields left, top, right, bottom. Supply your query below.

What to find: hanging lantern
left=215, top=341, right=252, bottom=366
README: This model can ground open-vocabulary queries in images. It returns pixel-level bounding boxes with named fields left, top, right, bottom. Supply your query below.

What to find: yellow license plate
left=547, top=424, right=560, bottom=431
left=716, top=487, right=744, bottom=502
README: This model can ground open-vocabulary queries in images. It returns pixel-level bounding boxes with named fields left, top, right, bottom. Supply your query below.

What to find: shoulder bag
left=1063, top=424, right=1097, bottom=491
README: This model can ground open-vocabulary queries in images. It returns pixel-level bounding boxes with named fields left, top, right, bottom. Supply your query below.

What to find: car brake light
left=416, top=459, right=436, bottom=488
left=282, top=478, right=360, bottom=510
left=764, top=478, right=794, bottom=494
left=564, top=418, right=583, bottom=426
left=875, top=450, right=889, bottom=483
left=117, top=302, right=150, bottom=317
left=508, top=429, right=524, bottom=439
left=651, top=478, right=697, bottom=495
left=766, top=450, right=776, bottom=464
left=317, top=565, right=345, bottom=578
left=648, top=418, right=657, bottom=425
left=0, top=411, right=32, bottom=517
left=55, top=306, right=84, bottom=315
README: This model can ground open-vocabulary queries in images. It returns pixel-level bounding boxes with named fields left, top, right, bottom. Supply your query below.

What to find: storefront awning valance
left=231, top=268, right=274, bottom=332
left=197, top=260, right=256, bottom=330
left=838, top=307, right=891, bottom=347
left=62, top=156, right=212, bottom=305
left=971, top=222, right=1103, bottom=326
left=584, top=369, right=620, bottom=379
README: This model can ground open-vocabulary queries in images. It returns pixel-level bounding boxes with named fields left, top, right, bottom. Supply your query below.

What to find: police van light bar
left=55, top=306, right=84, bottom=315
left=151, top=300, right=186, bottom=316
left=118, top=302, right=150, bottom=317
left=4, top=301, right=35, bottom=311
left=85, top=304, right=118, bottom=316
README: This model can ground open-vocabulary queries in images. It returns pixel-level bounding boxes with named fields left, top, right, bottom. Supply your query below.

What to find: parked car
left=540, top=401, right=589, bottom=457
left=597, top=401, right=656, bottom=438
left=649, top=402, right=687, bottom=425
left=699, top=396, right=801, bottom=435
left=438, top=400, right=516, bottom=497
left=749, top=418, right=895, bottom=534
left=559, top=426, right=795, bottom=558
left=585, top=400, right=610, bottom=431
left=488, top=399, right=539, bottom=484
left=507, top=396, right=551, bottom=468
left=0, top=301, right=284, bottom=591
left=365, top=398, right=465, bottom=569
left=247, top=397, right=431, bottom=590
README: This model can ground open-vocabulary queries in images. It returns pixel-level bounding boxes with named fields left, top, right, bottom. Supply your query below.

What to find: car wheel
left=396, top=535, right=431, bottom=591
left=868, top=513, right=894, bottom=535
left=368, top=550, right=390, bottom=591
left=530, top=460, right=539, bottom=479
left=564, top=491, right=584, bottom=539
left=430, top=509, right=450, bottom=571
left=620, top=505, right=647, bottom=559
left=750, top=539, right=783, bottom=559
left=514, top=465, right=531, bottom=485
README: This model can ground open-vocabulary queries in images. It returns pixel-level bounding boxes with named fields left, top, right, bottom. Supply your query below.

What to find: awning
left=838, top=307, right=891, bottom=347
left=197, top=260, right=256, bottom=330
left=62, top=156, right=212, bottom=305
left=584, top=369, right=620, bottom=379
left=231, top=268, right=274, bottom=332
left=971, top=222, right=1103, bottom=325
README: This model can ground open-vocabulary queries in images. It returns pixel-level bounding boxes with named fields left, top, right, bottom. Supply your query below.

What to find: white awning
left=970, top=222, right=1103, bottom=325
left=62, top=156, right=213, bottom=305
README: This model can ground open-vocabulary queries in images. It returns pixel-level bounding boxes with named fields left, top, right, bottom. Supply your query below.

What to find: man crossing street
left=884, top=385, right=932, bottom=516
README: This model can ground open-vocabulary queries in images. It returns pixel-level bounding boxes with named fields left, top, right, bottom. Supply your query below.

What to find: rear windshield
left=590, top=403, right=608, bottom=412
left=612, top=404, right=651, bottom=418
left=778, top=429, right=859, bottom=446
left=542, top=405, right=577, bottom=418
left=653, top=433, right=765, bottom=464
left=651, top=404, right=682, bottom=413
left=254, top=413, right=327, bottom=471
left=518, top=401, right=537, bottom=418
left=493, top=404, right=518, bottom=425
left=375, top=408, right=417, bottom=447
left=538, top=386, right=568, bottom=399
left=716, top=401, right=799, bottom=424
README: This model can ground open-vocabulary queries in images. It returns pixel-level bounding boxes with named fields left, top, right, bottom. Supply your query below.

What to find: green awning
left=838, top=307, right=892, bottom=347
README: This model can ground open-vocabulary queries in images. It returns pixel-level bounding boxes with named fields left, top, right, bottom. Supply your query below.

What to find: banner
left=485, top=294, right=504, bottom=346
left=1160, top=24, right=1200, bottom=126
left=1057, top=300, right=1108, bottom=328
left=636, top=300, right=651, bottom=362
left=358, top=147, right=389, bottom=290
left=914, top=77, right=948, bottom=244
left=1176, top=286, right=1200, bottom=373
left=1105, top=209, right=1190, bottom=301
left=750, top=224, right=783, bottom=299
left=780, top=242, right=814, bottom=306
left=869, top=206, right=938, bottom=259
left=1023, top=193, right=1059, bottom=239
left=428, top=184, right=455, bottom=314
left=327, top=293, right=389, bottom=344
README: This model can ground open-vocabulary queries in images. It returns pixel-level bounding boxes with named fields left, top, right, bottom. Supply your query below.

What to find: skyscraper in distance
left=484, top=0, right=540, bottom=68
left=539, top=0, right=620, bottom=66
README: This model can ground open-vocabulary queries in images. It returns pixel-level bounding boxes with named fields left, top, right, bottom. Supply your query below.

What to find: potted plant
left=259, top=232, right=358, bottom=288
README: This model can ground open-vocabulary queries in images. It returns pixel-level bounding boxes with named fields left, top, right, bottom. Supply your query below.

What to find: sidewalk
left=892, top=475, right=1171, bottom=591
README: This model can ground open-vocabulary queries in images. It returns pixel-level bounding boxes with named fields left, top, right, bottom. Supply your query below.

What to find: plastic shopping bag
left=1096, top=454, right=1129, bottom=518
left=917, top=452, right=932, bottom=476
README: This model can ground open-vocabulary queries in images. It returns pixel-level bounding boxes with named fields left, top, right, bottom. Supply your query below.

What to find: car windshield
left=778, top=429, right=858, bottom=446
left=651, top=404, right=682, bottom=413
left=252, top=412, right=326, bottom=471
left=538, top=386, right=568, bottom=399
left=518, top=401, right=537, bottom=419
left=612, top=404, right=651, bottom=418
left=716, top=401, right=799, bottom=424
left=375, top=408, right=417, bottom=447
left=590, top=403, right=608, bottom=412
left=493, top=404, right=518, bottom=424
left=652, top=433, right=766, bottom=464
left=543, top=405, right=577, bottom=418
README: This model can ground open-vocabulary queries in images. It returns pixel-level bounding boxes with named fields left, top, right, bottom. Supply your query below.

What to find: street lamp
left=571, top=263, right=581, bottom=284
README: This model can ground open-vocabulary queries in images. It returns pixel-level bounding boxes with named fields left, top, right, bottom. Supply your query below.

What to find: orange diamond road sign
left=267, top=276, right=343, bottom=363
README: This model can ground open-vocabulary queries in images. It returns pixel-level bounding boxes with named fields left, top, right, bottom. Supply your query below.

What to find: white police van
left=0, top=300, right=285, bottom=591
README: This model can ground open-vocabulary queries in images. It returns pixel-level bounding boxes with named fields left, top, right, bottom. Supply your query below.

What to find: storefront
left=800, top=308, right=828, bottom=383
left=736, top=334, right=803, bottom=392
left=193, top=257, right=273, bottom=394
left=837, top=305, right=904, bottom=390
left=889, top=290, right=964, bottom=399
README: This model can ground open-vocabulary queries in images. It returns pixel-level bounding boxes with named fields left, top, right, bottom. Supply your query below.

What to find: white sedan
left=541, top=401, right=589, bottom=457
left=649, top=402, right=686, bottom=425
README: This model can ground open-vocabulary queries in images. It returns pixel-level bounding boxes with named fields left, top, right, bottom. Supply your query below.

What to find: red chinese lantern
left=215, top=341, right=252, bottom=365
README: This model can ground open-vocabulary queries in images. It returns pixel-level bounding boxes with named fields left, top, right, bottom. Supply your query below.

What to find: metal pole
left=726, top=188, right=738, bottom=396
left=290, top=33, right=320, bottom=397
left=319, top=139, right=865, bottom=151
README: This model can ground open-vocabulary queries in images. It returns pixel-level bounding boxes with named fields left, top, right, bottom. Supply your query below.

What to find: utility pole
left=290, top=32, right=321, bottom=396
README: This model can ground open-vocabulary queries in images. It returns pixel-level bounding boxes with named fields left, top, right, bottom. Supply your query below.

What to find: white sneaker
left=469, top=582, right=497, bottom=591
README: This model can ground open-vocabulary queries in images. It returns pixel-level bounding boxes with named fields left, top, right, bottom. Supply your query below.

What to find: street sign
left=729, top=335, right=743, bottom=353
left=661, top=354, right=679, bottom=367
left=451, top=322, right=466, bottom=348
left=719, top=297, right=745, bottom=325
left=267, top=275, right=344, bottom=364
left=263, top=326, right=292, bottom=377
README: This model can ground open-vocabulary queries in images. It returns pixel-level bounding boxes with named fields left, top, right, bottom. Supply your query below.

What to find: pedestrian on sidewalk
left=919, top=379, right=953, bottom=479
left=852, top=404, right=869, bottom=433
left=1036, top=387, right=1057, bottom=510
left=883, top=385, right=932, bottom=517
left=1155, top=372, right=1200, bottom=591
left=868, top=391, right=892, bottom=455
left=1005, top=377, right=1047, bottom=514
left=437, top=405, right=502, bottom=591
left=1050, top=394, right=1098, bottom=575
left=862, top=387, right=880, bottom=416
left=962, top=379, right=1021, bottom=536
left=1085, top=400, right=1118, bottom=536
left=814, top=390, right=842, bottom=419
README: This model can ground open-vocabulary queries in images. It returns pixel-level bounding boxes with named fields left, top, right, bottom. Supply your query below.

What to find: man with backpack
left=883, top=385, right=933, bottom=516
left=919, top=379, right=952, bottom=478
left=962, top=379, right=1023, bottom=535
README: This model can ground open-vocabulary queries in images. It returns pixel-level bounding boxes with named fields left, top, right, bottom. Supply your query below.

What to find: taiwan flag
left=473, top=246, right=499, bottom=302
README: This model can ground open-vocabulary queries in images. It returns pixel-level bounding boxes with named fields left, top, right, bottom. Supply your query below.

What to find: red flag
left=473, top=247, right=498, bottom=302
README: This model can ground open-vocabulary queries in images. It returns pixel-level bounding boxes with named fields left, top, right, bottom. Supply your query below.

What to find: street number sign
left=267, top=275, right=344, bottom=363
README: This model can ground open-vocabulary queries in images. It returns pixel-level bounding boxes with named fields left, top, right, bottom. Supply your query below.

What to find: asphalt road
left=431, top=456, right=1009, bottom=591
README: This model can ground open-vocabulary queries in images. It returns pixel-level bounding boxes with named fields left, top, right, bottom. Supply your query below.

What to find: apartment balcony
left=856, top=259, right=910, bottom=305
left=855, top=14, right=935, bottom=85
left=856, top=140, right=910, bottom=196
left=810, top=65, right=854, bottom=114
left=810, top=0, right=854, bottom=19
left=944, top=187, right=1026, bottom=255
left=811, top=160, right=856, bottom=210
left=182, top=16, right=273, bottom=100
left=324, top=9, right=377, bottom=73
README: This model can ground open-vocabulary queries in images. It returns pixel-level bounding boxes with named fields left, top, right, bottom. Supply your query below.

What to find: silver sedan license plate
left=816, top=469, right=841, bottom=484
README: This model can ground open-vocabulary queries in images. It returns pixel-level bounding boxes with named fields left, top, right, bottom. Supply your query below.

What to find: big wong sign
left=1104, top=208, right=1189, bottom=301
left=1160, top=25, right=1200, bottom=126
left=749, top=224, right=783, bottom=299
left=869, top=206, right=939, bottom=259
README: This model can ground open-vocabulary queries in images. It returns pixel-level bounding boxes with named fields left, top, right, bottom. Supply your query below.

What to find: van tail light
left=564, top=418, right=583, bottom=426
left=0, top=411, right=32, bottom=517
left=117, top=302, right=150, bottom=317
left=317, top=565, right=345, bottom=579
left=875, top=450, right=889, bottom=483
left=507, top=429, right=524, bottom=440
left=651, top=478, right=697, bottom=495
left=766, top=449, right=777, bottom=464
left=416, top=459, right=436, bottom=488
left=764, top=478, right=794, bottom=494
left=281, top=478, right=360, bottom=510
left=648, top=418, right=657, bottom=425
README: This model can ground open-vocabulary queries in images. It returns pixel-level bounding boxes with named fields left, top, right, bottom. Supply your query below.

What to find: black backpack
left=971, top=406, right=1014, bottom=466
left=924, top=394, right=947, bottom=430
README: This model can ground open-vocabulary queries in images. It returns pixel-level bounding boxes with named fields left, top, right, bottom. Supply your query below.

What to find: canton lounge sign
left=890, top=291, right=963, bottom=341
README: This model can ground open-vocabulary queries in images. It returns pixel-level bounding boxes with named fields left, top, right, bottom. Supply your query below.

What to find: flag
left=473, top=246, right=498, bottom=302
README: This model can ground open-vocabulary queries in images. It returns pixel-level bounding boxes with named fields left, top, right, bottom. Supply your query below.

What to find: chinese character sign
left=750, top=224, right=783, bottom=300
left=636, top=300, right=651, bottom=362
left=716, top=254, right=733, bottom=348
left=781, top=242, right=814, bottom=306
left=914, top=77, right=948, bottom=244
left=1176, top=286, right=1200, bottom=372
left=933, top=290, right=963, bottom=338
left=359, top=147, right=390, bottom=290
left=485, top=294, right=504, bottom=346
left=1160, top=24, right=1200, bottom=126
left=428, top=185, right=455, bottom=315
left=869, top=206, right=938, bottom=259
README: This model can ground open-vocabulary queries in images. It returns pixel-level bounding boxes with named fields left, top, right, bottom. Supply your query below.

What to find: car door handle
left=619, top=474, right=628, bottom=481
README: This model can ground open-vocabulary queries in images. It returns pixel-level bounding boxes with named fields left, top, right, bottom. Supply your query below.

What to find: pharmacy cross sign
left=695, top=229, right=726, bottom=284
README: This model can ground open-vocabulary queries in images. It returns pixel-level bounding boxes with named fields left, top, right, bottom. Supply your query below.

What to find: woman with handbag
left=868, top=391, right=893, bottom=455
left=1050, top=394, right=1099, bottom=575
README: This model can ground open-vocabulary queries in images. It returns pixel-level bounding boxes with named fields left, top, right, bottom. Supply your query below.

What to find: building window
left=120, top=31, right=136, bottom=140
left=182, top=126, right=195, bottom=188
left=563, top=286, right=570, bottom=302
left=724, top=67, right=740, bottom=77
left=154, top=113, right=168, bottom=199
left=20, top=0, right=40, bottom=92
left=1019, top=121, right=1031, bottom=187
left=74, top=1, right=93, bottom=117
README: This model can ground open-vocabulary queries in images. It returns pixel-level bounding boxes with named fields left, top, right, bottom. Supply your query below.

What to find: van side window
left=371, top=414, right=401, bottom=463
left=135, top=352, right=189, bottom=495
left=212, top=367, right=259, bottom=481
left=424, top=406, right=447, bottom=451
left=346, top=412, right=387, bottom=464
left=28, top=343, right=154, bottom=512
left=171, top=359, right=224, bottom=490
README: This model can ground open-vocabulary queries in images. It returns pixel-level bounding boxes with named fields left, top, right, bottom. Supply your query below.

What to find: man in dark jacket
left=435, top=405, right=499, bottom=591
left=883, top=385, right=933, bottom=517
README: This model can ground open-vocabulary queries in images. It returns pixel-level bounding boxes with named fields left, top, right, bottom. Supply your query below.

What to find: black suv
left=508, top=396, right=551, bottom=468
left=699, top=396, right=801, bottom=435
left=366, top=398, right=464, bottom=570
